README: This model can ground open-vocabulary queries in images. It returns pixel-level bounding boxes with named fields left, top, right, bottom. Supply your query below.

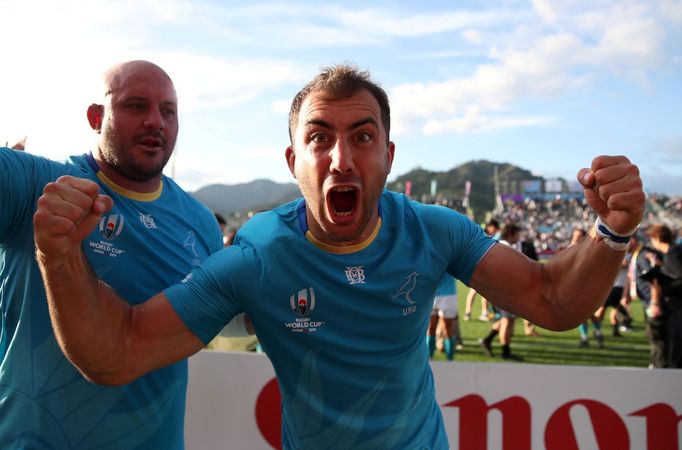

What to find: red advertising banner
left=185, top=351, right=682, bottom=450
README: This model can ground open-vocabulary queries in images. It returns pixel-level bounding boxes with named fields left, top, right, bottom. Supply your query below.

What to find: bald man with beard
left=0, top=60, right=223, bottom=449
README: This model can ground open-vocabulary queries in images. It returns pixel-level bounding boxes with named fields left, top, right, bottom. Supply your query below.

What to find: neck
left=93, top=153, right=162, bottom=194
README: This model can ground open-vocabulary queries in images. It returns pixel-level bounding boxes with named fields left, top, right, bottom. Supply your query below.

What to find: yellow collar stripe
left=305, top=218, right=382, bottom=254
left=95, top=171, right=163, bottom=202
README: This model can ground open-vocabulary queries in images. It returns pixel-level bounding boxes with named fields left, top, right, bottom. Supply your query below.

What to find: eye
left=310, top=132, right=329, bottom=143
left=162, top=107, right=177, bottom=118
left=355, top=131, right=372, bottom=143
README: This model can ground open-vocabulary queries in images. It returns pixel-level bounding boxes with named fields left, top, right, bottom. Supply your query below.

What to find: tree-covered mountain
left=191, top=179, right=300, bottom=218
left=192, top=160, right=549, bottom=224
left=387, top=160, right=544, bottom=220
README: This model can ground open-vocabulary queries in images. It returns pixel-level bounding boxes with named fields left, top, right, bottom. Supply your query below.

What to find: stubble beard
left=100, top=130, right=172, bottom=182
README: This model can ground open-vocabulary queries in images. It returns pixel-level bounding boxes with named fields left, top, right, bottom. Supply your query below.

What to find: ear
left=385, top=141, right=396, bottom=174
left=285, top=146, right=297, bottom=178
left=87, top=104, right=104, bottom=132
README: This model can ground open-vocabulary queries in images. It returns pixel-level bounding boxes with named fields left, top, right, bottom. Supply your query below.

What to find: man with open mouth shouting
left=33, top=64, right=645, bottom=449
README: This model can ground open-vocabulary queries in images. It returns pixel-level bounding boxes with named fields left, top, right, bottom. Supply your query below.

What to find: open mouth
left=139, top=136, right=164, bottom=150
left=328, top=187, right=357, bottom=217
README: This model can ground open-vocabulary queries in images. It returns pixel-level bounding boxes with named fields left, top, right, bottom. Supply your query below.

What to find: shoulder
left=162, top=176, right=219, bottom=218
left=237, top=199, right=302, bottom=244
left=381, top=190, right=469, bottom=225
left=0, top=148, right=91, bottom=191
left=1, top=147, right=78, bottom=174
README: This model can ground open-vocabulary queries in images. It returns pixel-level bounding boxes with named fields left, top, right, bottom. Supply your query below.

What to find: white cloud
left=390, top=2, right=674, bottom=137
left=272, top=100, right=291, bottom=114
left=531, top=0, right=559, bottom=24
left=655, top=137, right=682, bottom=164
left=164, top=54, right=303, bottom=112
left=421, top=104, right=555, bottom=135
left=660, top=0, right=682, bottom=23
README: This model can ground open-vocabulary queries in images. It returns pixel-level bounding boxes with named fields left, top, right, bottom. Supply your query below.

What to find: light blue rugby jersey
left=0, top=147, right=222, bottom=449
left=435, top=273, right=457, bottom=297
left=166, top=190, right=495, bottom=449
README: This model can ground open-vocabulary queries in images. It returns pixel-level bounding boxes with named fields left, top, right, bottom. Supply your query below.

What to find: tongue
left=332, top=190, right=355, bottom=213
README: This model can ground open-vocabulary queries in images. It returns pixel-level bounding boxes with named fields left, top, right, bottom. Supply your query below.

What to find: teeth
left=333, top=187, right=354, bottom=192
left=335, top=211, right=352, bottom=217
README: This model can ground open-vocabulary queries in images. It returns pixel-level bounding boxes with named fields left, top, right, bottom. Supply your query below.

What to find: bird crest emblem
left=392, top=272, right=419, bottom=305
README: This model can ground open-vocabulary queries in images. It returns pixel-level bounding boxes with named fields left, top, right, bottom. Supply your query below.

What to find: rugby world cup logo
left=99, top=214, right=125, bottom=241
left=290, top=287, right=316, bottom=317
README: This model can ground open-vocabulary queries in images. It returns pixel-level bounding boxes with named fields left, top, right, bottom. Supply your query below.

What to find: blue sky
left=2, top=0, right=681, bottom=195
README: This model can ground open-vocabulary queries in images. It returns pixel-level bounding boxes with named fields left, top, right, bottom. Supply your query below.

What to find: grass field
left=430, top=282, right=651, bottom=368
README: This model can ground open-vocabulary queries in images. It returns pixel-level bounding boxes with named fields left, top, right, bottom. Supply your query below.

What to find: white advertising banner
left=185, top=350, right=682, bottom=450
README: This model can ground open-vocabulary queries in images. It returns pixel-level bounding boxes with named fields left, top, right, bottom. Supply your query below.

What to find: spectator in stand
left=427, top=273, right=459, bottom=361
left=10, top=136, right=27, bottom=151
left=628, top=232, right=665, bottom=367
left=464, top=219, right=500, bottom=321
left=591, top=242, right=635, bottom=341
left=519, top=229, right=541, bottom=337
left=224, top=227, right=237, bottom=246
left=214, top=212, right=229, bottom=247
left=479, top=223, right=524, bottom=361
left=646, top=224, right=682, bottom=368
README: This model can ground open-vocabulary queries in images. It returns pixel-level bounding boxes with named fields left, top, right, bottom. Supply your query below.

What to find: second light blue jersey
left=0, top=148, right=222, bottom=449
left=166, top=190, right=495, bottom=449
left=435, top=273, right=457, bottom=297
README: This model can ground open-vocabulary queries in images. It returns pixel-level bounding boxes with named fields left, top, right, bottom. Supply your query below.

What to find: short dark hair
left=214, top=212, right=226, bottom=226
left=288, top=64, right=391, bottom=144
left=501, top=223, right=521, bottom=242
left=646, top=224, right=674, bottom=244
left=486, top=219, right=500, bottom=229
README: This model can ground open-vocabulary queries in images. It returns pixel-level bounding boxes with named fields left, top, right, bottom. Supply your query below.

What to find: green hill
left=387, top=160, right=544, bottom=222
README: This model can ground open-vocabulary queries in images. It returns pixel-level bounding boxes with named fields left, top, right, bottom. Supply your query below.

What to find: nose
left=143, top=106, right=164, bottom=130
left=329, top=138, right=354, bottom=174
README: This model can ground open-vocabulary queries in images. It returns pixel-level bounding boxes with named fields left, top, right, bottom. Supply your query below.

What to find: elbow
left=78, top=367, right=137, bottom=386
left=536, top=304, right=590, bottom=332
left=541, top=319, right=581, bottom=333
left=62, top=351, right=138, bottom=386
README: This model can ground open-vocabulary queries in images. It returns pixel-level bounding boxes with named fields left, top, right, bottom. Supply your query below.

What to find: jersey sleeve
left=0, top=147, right=65, bottom=242
left=420, top=205, right=496, bottom=284
left=447, top=212, right=495, bottom=283
left=164, top=243, right=262, bottom=344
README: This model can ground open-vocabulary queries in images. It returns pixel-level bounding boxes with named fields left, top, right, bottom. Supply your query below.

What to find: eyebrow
left=305, top=116, right=379, bottom=131
left=118, top=96, right=177, bottom=107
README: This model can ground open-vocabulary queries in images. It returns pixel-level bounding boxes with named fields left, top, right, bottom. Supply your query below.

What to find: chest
left=250, top=243, right=445, bottom=349
left=83, top=204, right=212, bottom=302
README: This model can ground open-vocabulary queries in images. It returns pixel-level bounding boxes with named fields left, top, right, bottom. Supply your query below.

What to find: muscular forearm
left=539, top=226, right=626, bottom=329
left=37, top=248, right=133, bottom=385
left=32, top=176, right=205, bottom=385
left=471, top=231, right=627, bottom=331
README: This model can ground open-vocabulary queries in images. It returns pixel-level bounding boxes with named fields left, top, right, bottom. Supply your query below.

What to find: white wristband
left=218, top=313, right=249, bottom=338
left=594, top=217, right=637, bottom=251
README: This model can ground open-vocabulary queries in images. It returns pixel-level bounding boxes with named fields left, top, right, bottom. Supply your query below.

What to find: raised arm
left=469, top=155, right=645, bottom=331
left=33, top=176, right=205, bottom=385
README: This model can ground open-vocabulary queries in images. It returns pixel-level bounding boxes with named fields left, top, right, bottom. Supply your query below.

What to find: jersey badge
left=345, top=266, right=366, bottom=284
left=285, top=287, right=325, bottom=333
left=139, top=213, right=158, bottom=229
left=99, top=214, right=124, bottom=241
left=89, top=214, right=126, bottom=258
left=184, top=231, right=201, bottom=266
left=392, top=272, right=419, bottom=316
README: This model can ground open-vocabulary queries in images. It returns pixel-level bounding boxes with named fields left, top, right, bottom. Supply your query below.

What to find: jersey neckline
left=296, top=199, right=383, bottom=254
left=86, top=152, right=163, bottom=202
